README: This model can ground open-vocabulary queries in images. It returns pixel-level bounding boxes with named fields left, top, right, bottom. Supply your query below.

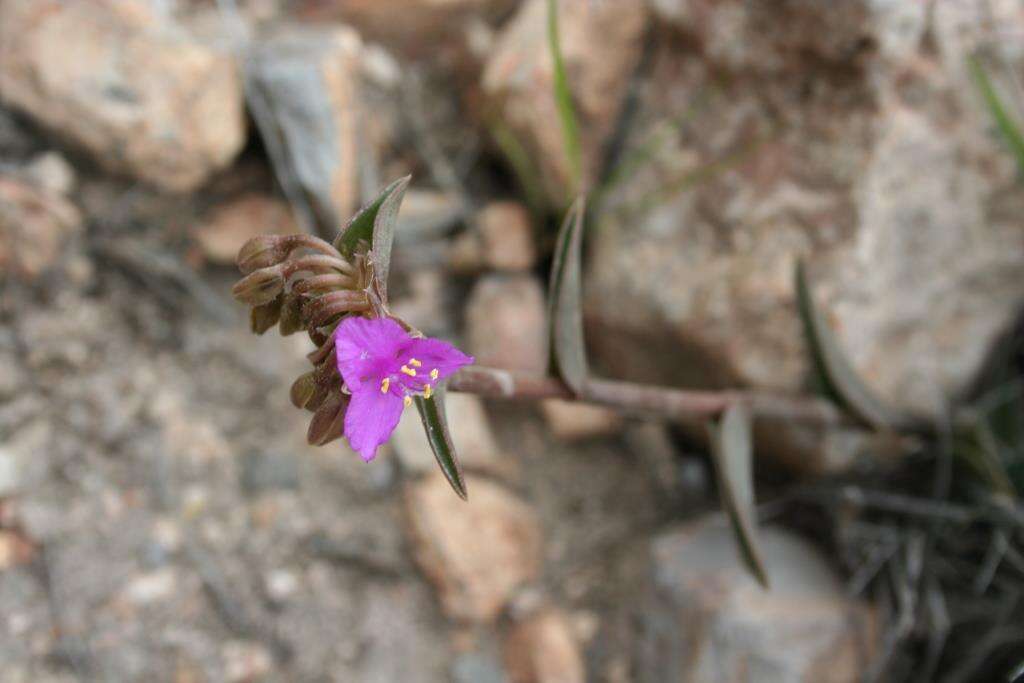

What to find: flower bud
left=290, top=371, right=318, bottom=410
left=236, top=235, right=293, bottom=274
left=307, top=393, right=349, bottom=446
left=231, top=265, right=285, bottom=306
left=250, top=297, right=283, bottom=335
left=278, top=293, right=305, bottom=336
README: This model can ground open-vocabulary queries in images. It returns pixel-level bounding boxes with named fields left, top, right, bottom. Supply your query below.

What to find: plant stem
left=448, top=365, right=848, bottom=426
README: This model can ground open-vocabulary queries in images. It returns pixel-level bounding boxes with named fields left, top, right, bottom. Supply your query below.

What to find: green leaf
left=369, top=176, right=411, bottom=302
left=414, top=388, right=468, bottom=500
left=708, top=403, right=770, bottom=589
left=547, top=196, right=588, bottom=394
left=333, top=176, right=411, bottom=266
left=546, top=0, right=582, bottom=193
left=794, top=259, right=907, bottom=430
left=969, top=55, right=1024, bottom=175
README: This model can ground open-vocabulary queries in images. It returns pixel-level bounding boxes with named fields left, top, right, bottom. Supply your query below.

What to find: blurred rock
left=194, top=194, right=298, bottom=264
left=389, top=269, right=454, bottom=338
left=405, top=473, right=543, bottom=623
left=453, top=647, right=508, bottom=683
left=0, top=174, right=82, bottom=280
left=391, top=393, right=513, bottom=479
left=503, top=608, right=585, bottom=683
left=295, top=0, right=517, bottom=60
left=247, top=25, right=362, bottom=234
left=356, top=581, right=450, bottom=682
left=637, top=516, right=875, bottom=683
left=0, top=0, right=245, bottom=193
left=240, top=451, right=300, bottom=494
left=585, top=4, right=1024, bottom=468
left=0, top=530, right=36, bottom=570
left=482, top=0, right=648, bottom=201
left=449, top=201, right=536, bottom=273
left=120, top=568, right=177, bottom=606
left=466, top=274, right=547, bottom=373
left=0, top=420, right=51, bottom=497
left=223, top=640, right=274, bottom=683
left=395, top=189, right=464, bottom=243
left=540, top=400, right=624, bottom=442
left=264, top=568, right=300, bottom=604
left=23, top=152, right=75, bottom=196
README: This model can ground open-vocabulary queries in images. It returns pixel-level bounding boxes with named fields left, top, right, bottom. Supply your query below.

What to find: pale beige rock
left=23, top=152, right=76, bottom=196
left=296, top=0, right=518, bottom=57
left=540, top=400, right=623, bottom=442
left=405, top=473, right=543, bottom=623
left=0, top=0, right=245, bottom=193
left=637, top=516, right=875, bottom=683
left=584, top=3, right=1024, bottom=471
left=504, top=609, right=586, bottom=683
left=466, top=274, right=548, bottom=373
left=194, top=194, right=298, bottom=264
left=482, top=0, right=649, bottom=201
left=0, top=175, right=82, bottom=280
left=451, top=201, right=537, bottom=273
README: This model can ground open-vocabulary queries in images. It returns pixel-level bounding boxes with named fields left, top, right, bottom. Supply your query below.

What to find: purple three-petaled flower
left=334, top=316, right=474, bottom=461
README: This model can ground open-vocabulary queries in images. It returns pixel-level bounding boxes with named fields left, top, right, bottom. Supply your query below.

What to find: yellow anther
left=400, top=365, right=417, bottom=377
left=423, top=384, right=432, bottom=399
left=430, top=368, right=439, bottom=380
left=408, top=358, right=422, bottom=367
left=403, top=395, right=412, bottom=408
left=380, top=377, right=390, bottom=393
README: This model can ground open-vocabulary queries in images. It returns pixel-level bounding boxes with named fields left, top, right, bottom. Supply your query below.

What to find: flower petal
left=402, top=337, right=474, bottom=383
left=334, top=316, right=407, bottom=390
left=343, top=386, right=404, bottom=461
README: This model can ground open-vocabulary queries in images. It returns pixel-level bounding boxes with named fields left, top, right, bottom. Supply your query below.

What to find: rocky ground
left=1, top=0, right=1023, bottom=681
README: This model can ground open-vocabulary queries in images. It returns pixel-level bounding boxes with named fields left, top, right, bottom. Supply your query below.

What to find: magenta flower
left=334, top=316, right=474, bottom=461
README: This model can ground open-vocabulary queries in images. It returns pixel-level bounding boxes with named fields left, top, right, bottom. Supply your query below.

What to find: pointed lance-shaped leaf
left=794, top=259, right=909, bottom=430
left=369, top=176, right=410, bottom=302
left=547, top=196, right=589, bottom=395
left=708, top=403, right=770, bottom=589
left=333, top=176, right=411, bottom=295
left=414, top=388, right=468, bottom=500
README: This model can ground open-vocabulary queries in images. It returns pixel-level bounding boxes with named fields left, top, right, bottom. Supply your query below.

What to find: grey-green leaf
left=414, top=388, right=468, bottom=500
left=795, top=259, right=907, bottom=430
left=708, top=403, right=770, bottom=589
left=333, top=176, right=411, bottom=263
left=547, top=196, right=588, bottom=395
left=369, top=175, right=411, bottom=301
